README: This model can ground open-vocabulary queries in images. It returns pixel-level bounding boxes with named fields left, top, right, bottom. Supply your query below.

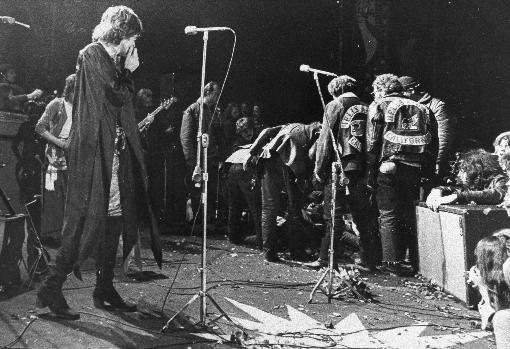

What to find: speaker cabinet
left=416, top=203, right=510, bottom=306
left=0, top=111, right=29, bottom=215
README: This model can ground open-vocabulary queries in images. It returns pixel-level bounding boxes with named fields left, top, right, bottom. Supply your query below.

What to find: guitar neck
left=138, top=106, right=163, bottom=128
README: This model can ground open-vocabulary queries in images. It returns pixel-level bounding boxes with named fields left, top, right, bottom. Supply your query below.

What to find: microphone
left=299, top=64, right=337, bottom=77
left=185, top=26, right=230, bottom=35
left=0, top=16, right=15, bottom=24
left=0, top=16, right=30, bottom=29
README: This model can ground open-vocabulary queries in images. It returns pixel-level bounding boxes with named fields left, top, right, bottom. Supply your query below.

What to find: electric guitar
left=138, top=97, right=177, bottom=133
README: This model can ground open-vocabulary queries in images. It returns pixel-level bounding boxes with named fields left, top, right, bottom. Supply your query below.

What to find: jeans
left=320, top=172, right=381, bottom=266
left=226, top=163, right=262, bottom=245
left=376, top=162, right=421, bottom=268
left=261, top=156, right=305, bottom=256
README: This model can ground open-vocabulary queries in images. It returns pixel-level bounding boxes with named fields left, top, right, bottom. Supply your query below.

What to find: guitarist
left=35, top=74, right=76, bottom=194
left=135, top=88, right=154, bottom=123
left=135, top=92, right=180, bottom=223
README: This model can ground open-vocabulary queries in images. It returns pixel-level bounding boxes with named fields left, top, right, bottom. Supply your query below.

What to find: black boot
left=93, top=217, right=136, bottom=312
left=93, top=277, right=137, bottom=312
left=264, top=249, right=282, bottom=263
left=36, top=268, right=80, bottom=320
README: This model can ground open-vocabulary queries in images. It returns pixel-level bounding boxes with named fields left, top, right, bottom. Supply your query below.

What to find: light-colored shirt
left=59, top=101, right=73, bottom=138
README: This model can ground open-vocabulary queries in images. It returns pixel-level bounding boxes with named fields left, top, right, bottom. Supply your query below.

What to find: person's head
left=224, top=102, right=240, bottom=120
left=500, top=153, right=510, bottom=173
left=203, top=81, right=219, bottom=106
left=327, top=75, right=357, bottom=98
left=236, top=117, right=254, bottom=141
left=62, top=73, right=76, bottom=103
left=371, top=73, right=402, bottom=100
left=475, top=231, right=510, bottom=307
left=92, top=5, right=143, bottom=56
left=135, top=88, right=153, bottom=108
left=0, top=63, right=16, bottom=83
left=494, top=132, right=510, bottom=158
left=398, top=76, right=422, bottom=98
left=252, top=102, right=263, bottom=118
left=456, top=149, right=504, bottom=189
left=241, top=101, right=251, bottom=117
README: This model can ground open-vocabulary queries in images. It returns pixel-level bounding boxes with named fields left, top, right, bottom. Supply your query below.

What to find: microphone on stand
left=0, top=16, right=30, bottom=29
left=185, top=26, right=230, bottom=35
left=299, top=64, right=338, bottom=77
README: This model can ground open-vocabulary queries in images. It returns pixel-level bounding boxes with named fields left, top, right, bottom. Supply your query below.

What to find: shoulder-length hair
left=92, top=6, right=143, bottom=45
left=475, top=230, right=510, bottom=310
left=458, top=148, right=504, bottom=190
left=62, top=73, right=76, bottom=102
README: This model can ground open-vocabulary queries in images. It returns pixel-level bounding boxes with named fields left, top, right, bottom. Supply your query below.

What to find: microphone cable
left=207, top=28, right=236, bottom=131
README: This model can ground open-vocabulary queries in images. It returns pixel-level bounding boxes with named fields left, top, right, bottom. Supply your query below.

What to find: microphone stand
left=162, top=31, right=235, bottom=331
left=307, top=72, right=353, bottom=304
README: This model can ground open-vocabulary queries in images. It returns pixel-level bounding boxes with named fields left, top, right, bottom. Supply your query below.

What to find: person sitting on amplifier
left=426, top=149, right=508, bottom=211
left=468, top=230, right=510, bottom=349
left=0, top=63, right=43, bottom=112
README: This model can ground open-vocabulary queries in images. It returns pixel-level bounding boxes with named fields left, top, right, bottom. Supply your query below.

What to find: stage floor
left=0, top=226, right=495, bottom=349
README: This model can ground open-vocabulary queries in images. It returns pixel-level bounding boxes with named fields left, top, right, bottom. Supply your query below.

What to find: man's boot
left=36, top=267, right=80, bottom=320
left=93, top=217, right=136, bottom=312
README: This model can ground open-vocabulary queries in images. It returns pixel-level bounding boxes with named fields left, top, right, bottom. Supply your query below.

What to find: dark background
left=1, top=0, right=510, bottom=149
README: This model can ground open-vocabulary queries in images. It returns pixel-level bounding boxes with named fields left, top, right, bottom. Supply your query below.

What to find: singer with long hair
left=36, top=5, right=162, bottom=320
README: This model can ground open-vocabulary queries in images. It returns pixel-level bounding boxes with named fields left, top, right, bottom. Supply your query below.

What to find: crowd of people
left=1, top=7, right=510, bottom=345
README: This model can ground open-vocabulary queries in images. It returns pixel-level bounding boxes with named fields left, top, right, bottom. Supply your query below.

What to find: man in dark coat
left=366, top=74, right=437, bottom=276
left=398, top=76, right=454, bottom=180
left=245, top=122, right=321, bottom=262
left=305, top=75, right=381, bottom=271
left=37, top=6, right=161, bottom=320
left=180, top=81, right=221, bottom=225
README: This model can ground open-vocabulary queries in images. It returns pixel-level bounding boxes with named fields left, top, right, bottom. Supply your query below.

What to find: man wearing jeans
left=306, top=75, right=381, bottom=271
left=245, top=122, right=321, bottom=262
left=366, top=74, right=437, bottom=276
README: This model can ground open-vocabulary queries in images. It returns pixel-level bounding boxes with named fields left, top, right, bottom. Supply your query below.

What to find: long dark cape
left=61, top=42, right=162, bottom=277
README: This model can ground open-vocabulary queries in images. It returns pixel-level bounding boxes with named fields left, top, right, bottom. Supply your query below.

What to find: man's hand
left=57, top=138, right=70, bottom=150
left=27, top=89, right=43, bottom=100
left=125, top=47, right=140, bottom=72
left=426, top=192, right=458, bottom=211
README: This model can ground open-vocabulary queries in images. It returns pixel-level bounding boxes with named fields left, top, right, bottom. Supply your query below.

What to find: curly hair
left=372, top=73, right=402, bottom=95
left=327, top=75, right=357, bottom=97
left=457, top=148, right=504, bottom=189
left=475, top=231, right=510, bottom=310
left=236, top=117, right=254, bottom=135
left=62, top=73, right=76, bottom=102
left=92, top=6, right=143, bottom=45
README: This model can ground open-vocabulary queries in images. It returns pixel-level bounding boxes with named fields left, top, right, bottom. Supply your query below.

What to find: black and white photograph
left=0, top=1, right=509, bottom=348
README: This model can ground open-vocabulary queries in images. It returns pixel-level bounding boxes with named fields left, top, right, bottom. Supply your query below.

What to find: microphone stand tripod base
left=161, top=292, right=237, bottom=332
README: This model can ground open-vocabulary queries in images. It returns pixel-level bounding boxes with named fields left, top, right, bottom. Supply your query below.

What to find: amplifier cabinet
left=0, top=214, right=27, bottom=288
left=416, top=203, right=510, bottom=306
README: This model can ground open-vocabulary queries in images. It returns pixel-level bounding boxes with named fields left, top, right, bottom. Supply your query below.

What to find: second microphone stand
left=307, top=72, right=354, bottom=303
left=162, top=31, right=235, bottom=331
